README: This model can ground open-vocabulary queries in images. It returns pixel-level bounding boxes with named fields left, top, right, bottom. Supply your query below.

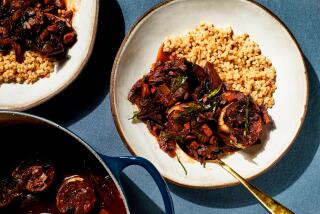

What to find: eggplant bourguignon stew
left=0, top=0, right=77, bottom=62
left=128, top=52, right=271, bottom=164
left=0, top=124, right=126, bottom=214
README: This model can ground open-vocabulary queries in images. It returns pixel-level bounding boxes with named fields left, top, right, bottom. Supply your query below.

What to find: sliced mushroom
left=218, top=99, right=264, bottom=149
left=218, top=104, right=231, bottom=133
left=167, top=103, right=190, bottom=115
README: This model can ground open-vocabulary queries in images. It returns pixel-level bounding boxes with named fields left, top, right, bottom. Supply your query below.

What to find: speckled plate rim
left=6, top=0, right=99, bottom=111
left=110, top=0, right=309, bottom=189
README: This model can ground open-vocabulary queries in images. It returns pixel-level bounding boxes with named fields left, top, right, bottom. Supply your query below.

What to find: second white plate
left=0, top=0, right=98, bottom=110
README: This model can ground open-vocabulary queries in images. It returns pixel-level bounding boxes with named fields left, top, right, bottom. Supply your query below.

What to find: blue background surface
left=29, top=0, right=320, bottom=213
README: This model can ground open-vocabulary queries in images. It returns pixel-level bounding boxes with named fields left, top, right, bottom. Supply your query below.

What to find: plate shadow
left=29, top=0, right=125, bottom=126
left=168, top=57, right=320, bottom=208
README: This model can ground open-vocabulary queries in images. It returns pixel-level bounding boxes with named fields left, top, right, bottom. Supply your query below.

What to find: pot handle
left=101, top=155, right=175, bottom=214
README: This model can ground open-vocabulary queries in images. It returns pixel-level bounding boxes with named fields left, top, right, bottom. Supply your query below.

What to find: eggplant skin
left=56, top=176, right=96, bottom=214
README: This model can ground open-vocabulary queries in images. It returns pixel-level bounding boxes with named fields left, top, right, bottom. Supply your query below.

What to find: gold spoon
left=214, top=105, right=293, bottom=213
left=171, top=105, right=293, bottom=213
left=176, top=143, right=293, bottom=213
left=215, top=159, right=294, bottom=214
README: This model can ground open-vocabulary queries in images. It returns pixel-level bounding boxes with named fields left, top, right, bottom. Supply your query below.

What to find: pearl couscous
left=0, top=51, right=55, bottom=84
left=163, top=22, right=277, bottom=108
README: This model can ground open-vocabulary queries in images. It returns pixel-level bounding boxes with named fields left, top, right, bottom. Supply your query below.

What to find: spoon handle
left=216, top=159, right=294, bottom=214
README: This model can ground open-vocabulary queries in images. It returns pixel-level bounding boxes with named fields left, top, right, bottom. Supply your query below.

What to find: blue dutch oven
left=0, top=111, right=174, bottom=214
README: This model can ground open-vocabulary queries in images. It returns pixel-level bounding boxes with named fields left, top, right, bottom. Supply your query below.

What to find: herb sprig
left=129, top=111, right=140, bottom=123
left=171, top=75, right=188, bottom=92
left=176, top=152, right=188, bottom=175
left=207, top=83, right=222, bottom=99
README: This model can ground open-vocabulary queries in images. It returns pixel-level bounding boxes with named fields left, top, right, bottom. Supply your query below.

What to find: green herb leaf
left=159, top=131, right=169, bottom=141
left=177, top=108, right=198, bottom=118
left=128, top=111, right=140, bottom=123
left=176, top=103, right=201, bottom=118
left=203, top=102, right=217, bottom=111
left=185, top=105, right=201, bottom=114
left=160, top=131, right=183, bottom=142
left=208, top=83, right=222, bottom=99
left=176, top=152, right=188, bottom=175
left=171, top=135, right=183, bottom=142
left=171, top=75, right=188, bottom=92
left=244, top=97, right=250, bottom=136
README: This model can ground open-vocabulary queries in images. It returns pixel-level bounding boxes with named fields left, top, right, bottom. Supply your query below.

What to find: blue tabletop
left=29, top=0, right=320, bottom=213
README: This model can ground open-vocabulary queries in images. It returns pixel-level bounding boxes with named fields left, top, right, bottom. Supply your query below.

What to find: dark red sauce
left=156, top=44, right=172, bottom=62
left=0, top=124, right=127, bottom=214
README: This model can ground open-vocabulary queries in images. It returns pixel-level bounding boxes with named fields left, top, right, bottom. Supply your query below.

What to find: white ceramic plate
left=111, top=0, right=308, bottom=188
left=0, top=0, right=98, bottom=110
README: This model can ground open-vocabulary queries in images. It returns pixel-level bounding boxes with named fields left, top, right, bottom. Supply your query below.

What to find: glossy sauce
left=0, top=124, right=126, bottom=214
left=151, top=44, right=173, bottom=71
left=156, top=44, right=172, bottom=62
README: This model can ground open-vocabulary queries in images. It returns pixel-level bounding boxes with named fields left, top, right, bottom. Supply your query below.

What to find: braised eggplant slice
left=56, top=176, right=96, bottom=214
left=218, top=97, right=263, bottom=149
left=12, top=161, right=55, bottom=193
